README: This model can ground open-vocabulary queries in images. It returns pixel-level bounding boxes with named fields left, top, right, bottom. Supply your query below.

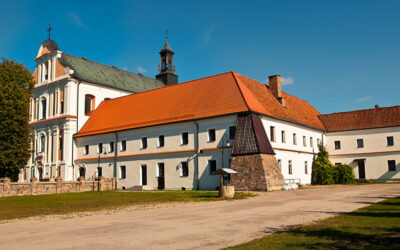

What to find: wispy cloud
left=69, top=11, right=88, bottom=30
left=281, top=76, right=294, bottom=86
left=122, top=67, right=128, bottom=71
left=356, top=96, right=371, bottom=103
left=137, top=66, right=147, bottom=74
left=204, top=28, right=214, bottom=45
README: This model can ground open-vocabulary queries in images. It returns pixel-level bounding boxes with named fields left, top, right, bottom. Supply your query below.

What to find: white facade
left=326, top=126, right=400, bottom=180
left=22, top=48, right=132, bottom=182
left=261, top=116, right=324, bottom=184
left=75, top=116, right=237, bottom=190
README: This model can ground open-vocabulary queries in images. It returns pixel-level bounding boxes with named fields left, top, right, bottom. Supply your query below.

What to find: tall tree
left=0, top=59, right=34, bottom=181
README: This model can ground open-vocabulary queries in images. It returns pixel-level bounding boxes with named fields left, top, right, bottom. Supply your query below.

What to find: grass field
left=226, top=196, right=400, bottom=249
left=0, top=190, right=253, bottom=221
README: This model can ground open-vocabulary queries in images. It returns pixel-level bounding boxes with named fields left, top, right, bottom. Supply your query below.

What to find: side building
left=74, top=72, right=325, bottom=190
left=21, top=39, right=170, bottom=182
left=321, top=106, right=400, bottom=181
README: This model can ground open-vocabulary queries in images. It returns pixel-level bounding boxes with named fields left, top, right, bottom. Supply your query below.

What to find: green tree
left=311, top=143, right=335, bottom=185
left=0, top=58, right=34, bottom=181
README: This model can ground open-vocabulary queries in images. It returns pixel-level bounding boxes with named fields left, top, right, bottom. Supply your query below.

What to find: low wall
left=0, top=177, right=116, bottom=197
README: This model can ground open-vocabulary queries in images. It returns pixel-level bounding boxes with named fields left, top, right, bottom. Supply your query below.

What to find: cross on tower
left=47, top=24, right=53, bottom=40
left=166, top=30, right=168, bottom=41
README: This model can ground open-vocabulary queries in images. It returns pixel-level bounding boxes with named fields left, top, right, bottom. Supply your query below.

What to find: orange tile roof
left=319, top=105, right=400, bottom=132
left=75, top=71, right=325, bottom=137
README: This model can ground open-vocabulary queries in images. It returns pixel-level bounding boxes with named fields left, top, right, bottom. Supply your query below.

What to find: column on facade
left=52, top=57, right=56, bottom=82
left=38, top=64, right=42, bottom=83
left=47, top=59, right=51, bottom=82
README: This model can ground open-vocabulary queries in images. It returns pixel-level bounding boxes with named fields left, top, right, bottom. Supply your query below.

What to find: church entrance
left=79, top=167, right=86, bottom=179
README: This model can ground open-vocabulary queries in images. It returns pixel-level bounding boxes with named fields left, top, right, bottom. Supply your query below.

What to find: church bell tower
left=156, top=32, right=178, bottom=85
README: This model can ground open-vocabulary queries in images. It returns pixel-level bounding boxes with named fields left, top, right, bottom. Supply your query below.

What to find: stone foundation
left=230, top=154, right=285, bottom=191
left=0, top=177, right=117, bottom=197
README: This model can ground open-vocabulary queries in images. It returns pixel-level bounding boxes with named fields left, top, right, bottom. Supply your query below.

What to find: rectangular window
left=121, top=140, right=126, bottom=151
left=303, top=136, right=306, bottom=146
left=181, top=132, right=189, bottom=145
left=388, top=160, right=396, bottom=171
left=98, top=143, right=103, bottom=154
left=119, top=165, right=126, bottom=179
left=278, top=159, right=282, bottom=169
left=281, top=131, right=286, bottom=143
left=158, top=135, right=165, bottom=147
left=288, top=160, right=292, bottom=175
left=109, top=141, right=114, bottom=153
left=59, top=89, right=64, bottom=114
left=85, top=96, right=91, bottom=115
left=335, top=141, right=341, bottom=150
left=84, top=145, right=89, bottom=155
left=209, top=160, right=217, bottom=174
left=293, top=133, right=297, bottom=145
left=317, top=138, right=320, bottom=145
left=270, top=126, right=275, bottom=142
left=310, top=137, right=313, bottom=147
left=181, top=162, right=189, bottom=177
left=141, top=165, right=147, bottom=185
left=357, top=139, right=364, bottom=148
left=58, top=129, right=63, bottom=161
left=157, top=163, right=165, bottom=177
left=208, top=129, right=216, bottom=142
left=141, top=137, right=147, bottom=149
left=97, top=167, right=102, bottom=177
left=387, top=136, right=394, bottom=146
left=305, top=161, right=308, bottom=174
left=229, top=126, right=236, bottom=140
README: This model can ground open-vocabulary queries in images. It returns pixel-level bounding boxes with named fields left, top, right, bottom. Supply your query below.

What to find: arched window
left=41, top=97, right=47, bottom=119
left=84, top=94, right=95, bottom=115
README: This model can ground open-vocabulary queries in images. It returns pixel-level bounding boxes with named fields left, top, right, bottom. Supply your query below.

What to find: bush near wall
left=312, top=144, right=355, bottom=185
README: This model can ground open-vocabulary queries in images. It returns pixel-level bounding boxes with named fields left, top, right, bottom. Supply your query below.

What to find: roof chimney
left=268, top=75, right=286, bottom=107
left=375, top=104, right=380, bottom=109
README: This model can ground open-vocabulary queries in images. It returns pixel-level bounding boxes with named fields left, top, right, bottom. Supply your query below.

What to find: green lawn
left=226, top=197, right=400, bottom=249
left=0, top=190, right=253, bottom=221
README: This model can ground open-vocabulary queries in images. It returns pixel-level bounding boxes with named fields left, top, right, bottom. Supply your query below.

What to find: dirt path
left=1, top=184, right=399, bottom=250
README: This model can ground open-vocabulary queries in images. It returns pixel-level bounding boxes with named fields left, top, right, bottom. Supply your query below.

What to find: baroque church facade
left=21, top=36, right=400, bottom=190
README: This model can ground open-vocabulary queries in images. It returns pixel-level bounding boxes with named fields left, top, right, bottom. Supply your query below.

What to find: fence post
left=3, top=177, right=11, bottom=196
left=78, top=176, right=84, bottom=192
left=56, top=176, right=62, bottom=193
left=99, top=176, right=105, bottom=191
left=31, top=177, right=38, bottom=195
left=111, top=177, right=117, bottom=190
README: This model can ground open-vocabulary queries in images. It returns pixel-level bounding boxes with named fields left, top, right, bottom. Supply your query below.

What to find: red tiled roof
left=75, top=71, right=324, bottom=137
left=319, top=106, right=400, bottom=132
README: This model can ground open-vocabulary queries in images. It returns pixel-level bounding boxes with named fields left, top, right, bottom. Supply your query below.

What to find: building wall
left=75, top=116, right=237, bottom=190
left=261, top=116, right=324, bottom=184
left=326, top=126, right=400, bottom=180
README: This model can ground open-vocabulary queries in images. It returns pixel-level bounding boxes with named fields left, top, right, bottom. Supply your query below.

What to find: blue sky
left=1, top=0, right=399, bottom=114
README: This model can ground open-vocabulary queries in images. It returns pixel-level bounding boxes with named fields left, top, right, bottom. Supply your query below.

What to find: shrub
left=334, top=164, right=355, bottom=184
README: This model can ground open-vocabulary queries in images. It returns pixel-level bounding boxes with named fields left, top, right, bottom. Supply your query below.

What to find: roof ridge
left=320, top=105, right=400, bottom=116
left=231, top=72, right=251, bottom=111
left=98, top=71, right=237, bottom=103
left=61, top=52, right=156, bottom=81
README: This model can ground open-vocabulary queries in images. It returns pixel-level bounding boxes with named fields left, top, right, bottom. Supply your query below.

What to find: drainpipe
left=114, top=131, right=118, bottom=179
left=194, top=121, right=200, bottom=190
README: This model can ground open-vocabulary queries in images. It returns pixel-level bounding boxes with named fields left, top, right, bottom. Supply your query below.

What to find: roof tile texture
left=76, top=72, right=325, bottom=137
left=319, top=106, right=400, bottom=132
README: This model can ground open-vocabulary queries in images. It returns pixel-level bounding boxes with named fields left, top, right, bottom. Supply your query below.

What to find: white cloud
left=69, top=11, right=88, bottom=30
left=122, top=67, right=128, bottom=71
left=137, top=66, right=147, bottom=74
left=281, top=76, right=294, bottom=86
left=204, top=28, right=214, bottom=45
left=356, top=96, right=371, bottom=103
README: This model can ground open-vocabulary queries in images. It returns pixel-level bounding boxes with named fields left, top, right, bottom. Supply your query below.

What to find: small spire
left=47, top=24, right=53, bottom=40
left=166, top=29, right=168, bottom=41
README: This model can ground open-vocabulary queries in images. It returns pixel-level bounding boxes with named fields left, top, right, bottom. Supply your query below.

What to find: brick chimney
left=268, top=75, right=286, bottom=107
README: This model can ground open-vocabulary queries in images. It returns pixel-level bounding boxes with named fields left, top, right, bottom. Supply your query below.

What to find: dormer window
left=85, top=94, right=95, bottom=115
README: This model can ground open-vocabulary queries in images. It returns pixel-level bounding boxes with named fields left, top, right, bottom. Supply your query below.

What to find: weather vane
left=47, top=24, right=53, bottom=40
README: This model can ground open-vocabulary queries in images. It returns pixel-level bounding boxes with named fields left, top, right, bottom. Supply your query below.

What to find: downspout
left=114, top=131, right=118, bottom=179
left=72, top=81, right=81, bottom=182
left=194, top=121, right=200, bottom=190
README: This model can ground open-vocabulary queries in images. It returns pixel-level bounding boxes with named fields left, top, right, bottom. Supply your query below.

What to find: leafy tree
left=0, top=58, right=34, bottom=181
left=311, top=143, right=335, bottom=185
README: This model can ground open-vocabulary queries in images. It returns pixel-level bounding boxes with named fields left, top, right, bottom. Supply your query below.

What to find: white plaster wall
left=77, top=82, right=131, bottom=130
left=326, top=126, right=400, bottom=179
left=261, top=116, right=324, bottom=184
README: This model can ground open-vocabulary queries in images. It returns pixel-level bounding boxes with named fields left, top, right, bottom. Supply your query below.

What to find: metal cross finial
left=166, top=30, right=168, bottom=41
left=47, top=24, right=53, bottom=40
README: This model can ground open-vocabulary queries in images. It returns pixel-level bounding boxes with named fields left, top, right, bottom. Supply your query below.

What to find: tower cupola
left=156, top=31, right=178, bottom=85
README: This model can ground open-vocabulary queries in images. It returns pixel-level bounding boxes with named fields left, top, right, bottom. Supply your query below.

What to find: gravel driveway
left=1, top=184, right=399, bottom=250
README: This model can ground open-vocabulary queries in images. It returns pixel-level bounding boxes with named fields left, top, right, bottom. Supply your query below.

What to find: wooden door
left=358, top=161, right=366, bottom=179
left=157, top=163, right=165, bottom=190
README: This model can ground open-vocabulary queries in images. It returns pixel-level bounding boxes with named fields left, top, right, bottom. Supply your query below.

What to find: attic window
left=85, top=94, right=95, bottom=115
